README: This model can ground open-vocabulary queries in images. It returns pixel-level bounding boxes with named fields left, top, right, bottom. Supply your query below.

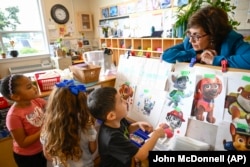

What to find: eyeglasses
left=186, top=33, right=208, bottom=41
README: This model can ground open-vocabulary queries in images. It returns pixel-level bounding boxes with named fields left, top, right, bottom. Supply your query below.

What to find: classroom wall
left=43, top=0, right=95, bottom=42
left=88, top=0, right=130, bottom=39
left=1, top=0, right=250, bottom=78
left=89, top=0, right=250, bottom=38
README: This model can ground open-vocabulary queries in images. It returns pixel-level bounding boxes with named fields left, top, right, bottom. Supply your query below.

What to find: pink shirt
left=6, top=98, right=46, bottom=155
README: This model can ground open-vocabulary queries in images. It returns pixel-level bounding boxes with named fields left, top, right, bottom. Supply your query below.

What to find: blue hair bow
left=55, top=79, right=86, bottom=95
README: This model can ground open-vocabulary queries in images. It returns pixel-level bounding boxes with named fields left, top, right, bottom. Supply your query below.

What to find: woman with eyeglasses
left=162, top=5, right=250, bottom=70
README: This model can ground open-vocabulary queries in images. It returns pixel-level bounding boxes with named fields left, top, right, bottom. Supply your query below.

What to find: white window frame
left=0, top=0, right=50, bottom=59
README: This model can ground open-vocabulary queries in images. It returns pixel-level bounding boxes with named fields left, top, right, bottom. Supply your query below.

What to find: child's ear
left=10, top=94, right=21, bottom=101
left=106, top=111, right=116, bottom=121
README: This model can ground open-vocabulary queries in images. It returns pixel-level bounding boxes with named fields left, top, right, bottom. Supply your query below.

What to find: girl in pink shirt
left=0, top=74, right=47, bottom=167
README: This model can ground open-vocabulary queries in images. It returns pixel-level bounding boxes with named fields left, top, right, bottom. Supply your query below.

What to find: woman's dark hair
left=0, top=74, right=24, bottom=100
left=87, top=87, right=117, bottom=121
left=187, top=5, right=232, bottom=49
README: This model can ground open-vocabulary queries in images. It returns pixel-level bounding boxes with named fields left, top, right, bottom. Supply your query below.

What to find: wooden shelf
left=99, top=37, right=183, bottom=66
left=99, top=15, right=129, bottom=23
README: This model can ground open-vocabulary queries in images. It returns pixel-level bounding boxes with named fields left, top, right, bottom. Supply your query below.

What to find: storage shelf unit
left=99, top=15, right=129, bottom=25
left=99, top=38, right=183, bottom=65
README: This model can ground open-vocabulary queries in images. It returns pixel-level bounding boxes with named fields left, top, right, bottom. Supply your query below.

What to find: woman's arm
left=162, top=38, right=196, bottom=63
left=213, top=40, right=250, bottom=69
left=212, top=30, right=250, bottom=69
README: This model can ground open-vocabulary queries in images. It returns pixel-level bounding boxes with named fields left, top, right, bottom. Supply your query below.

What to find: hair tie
left=8, top=75, right=14, bottom=95
left=55, top=79, right=86, bottom=95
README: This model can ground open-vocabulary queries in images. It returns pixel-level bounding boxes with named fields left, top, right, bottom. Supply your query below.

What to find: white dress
left=64, top=131, right=94, bottom=167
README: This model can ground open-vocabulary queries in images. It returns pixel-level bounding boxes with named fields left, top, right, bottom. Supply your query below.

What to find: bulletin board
left=129, top=11, right=163, bottom=37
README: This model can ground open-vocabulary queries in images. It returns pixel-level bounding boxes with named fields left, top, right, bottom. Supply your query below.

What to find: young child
left=0, top=74, right=47, bottom=167
left=40, top=79, right=97, bottom=167
left=87, top=87, right=165, bottom=167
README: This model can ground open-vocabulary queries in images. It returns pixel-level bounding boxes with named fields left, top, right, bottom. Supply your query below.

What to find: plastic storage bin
left=35, top=72, right=60, bottom=92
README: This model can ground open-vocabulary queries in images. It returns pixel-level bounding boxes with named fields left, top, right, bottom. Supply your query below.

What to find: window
left=0, top=0, right=48, bottom=57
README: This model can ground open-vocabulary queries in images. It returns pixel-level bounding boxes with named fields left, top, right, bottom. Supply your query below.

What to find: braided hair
left=0, top=74, right=24, bottom=100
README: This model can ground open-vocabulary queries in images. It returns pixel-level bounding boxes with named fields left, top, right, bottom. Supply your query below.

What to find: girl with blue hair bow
left=41, top=80, right=97, bottom=167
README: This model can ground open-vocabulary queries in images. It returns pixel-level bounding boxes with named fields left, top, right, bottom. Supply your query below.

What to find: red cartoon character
left=191, top=77, right=222, bottom=123
left=119, top=82, right=134, bottom=110
left=159, top=109, right=185, bottom=138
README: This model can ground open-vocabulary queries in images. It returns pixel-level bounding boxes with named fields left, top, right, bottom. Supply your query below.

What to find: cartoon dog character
left=159, top=110, right=185, bottom=138
left=223, top=124, right=250, bottom=151
left=119, top=83, right=134, bottom=99
left=119, top=83, right=134, bottom=111
left=143, top=96, right=155, bottom=115
left=226, top=85, right=250, bottom=126
left=168, top=75, right=192, bottom=107
left=191, top=77, right=222, bottom=123
left=223, top=108, right=250, bottom=151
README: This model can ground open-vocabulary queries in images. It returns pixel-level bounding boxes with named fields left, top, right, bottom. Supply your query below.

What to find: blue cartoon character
left=143, top=96, right=155, bottom=115
left=223, top=108, right=250, bottom=151
left=168, top=75, right=192, bottom=107
left=223, top=123, right=250, bottom=151
left=159, top=109, right=185, bottom=138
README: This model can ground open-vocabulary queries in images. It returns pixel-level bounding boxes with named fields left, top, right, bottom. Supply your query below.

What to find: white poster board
left=115, top=60, right=250, bottom=151
left=115, top=55, right=173, bottom=128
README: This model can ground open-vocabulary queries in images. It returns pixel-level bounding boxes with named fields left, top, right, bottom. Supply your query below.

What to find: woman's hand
left=200, top=49, right=217, bottom=64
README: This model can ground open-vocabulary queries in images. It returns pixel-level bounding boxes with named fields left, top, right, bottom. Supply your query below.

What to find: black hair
left=87, top=87, right=117, bottom=121
left=0, top=74, right=24, bottom=100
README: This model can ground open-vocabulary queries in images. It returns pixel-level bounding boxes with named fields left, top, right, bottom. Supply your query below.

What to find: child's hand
left=137, top=121, right=153, bottom=133
left=153, top=127, right=165, bottom=138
